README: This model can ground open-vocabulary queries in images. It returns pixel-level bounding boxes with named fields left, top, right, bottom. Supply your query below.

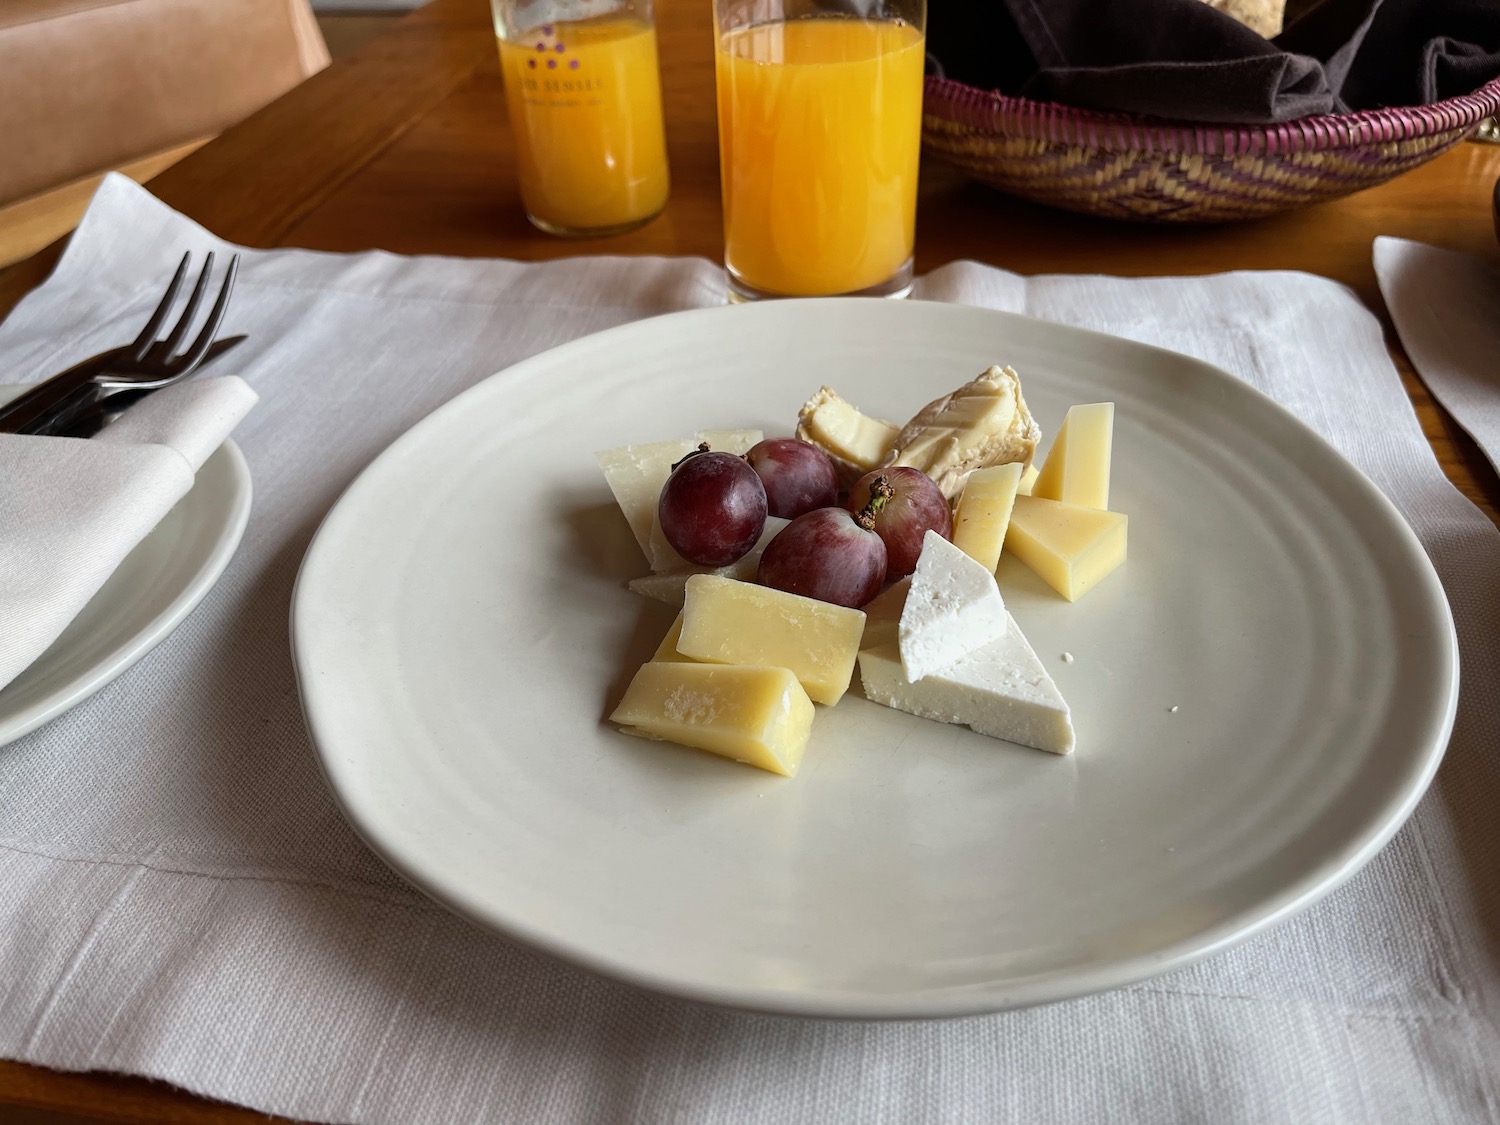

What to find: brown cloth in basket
left=925, top=0, right=1500, bottom=123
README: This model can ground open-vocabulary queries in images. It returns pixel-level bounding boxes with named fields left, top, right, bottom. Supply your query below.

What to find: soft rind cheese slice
left=899, top=531, right=1008, bottom=681
left=952, top=462, right=1024, bottom=573
left=628, top=517, right=789, bottom=606
left=611, top=662, right=814, bottom=776
left=858, top=616, right=1075, bottom=754
left=677, top=575, right=864, bottom=705
left=595, top=429, right=763, bottom=561
left=885, top=365, right=1041, bottom=498
left=1007, top=494, right=1127, bottom=602
left=1032, top=402, right=1114, bottom=510
left=859, top=575, right=911, bottom=651
left=1017, top=464, right=1040, bottom=496
left=796, top=386, right=900, bottom=487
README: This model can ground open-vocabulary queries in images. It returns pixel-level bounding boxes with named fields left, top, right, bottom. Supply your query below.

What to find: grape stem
left=854, top=475, right=894, bottom=531
left=669, top=442, right=711, bottom=472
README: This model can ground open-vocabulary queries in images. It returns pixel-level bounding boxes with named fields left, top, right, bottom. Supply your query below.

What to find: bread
left=1201, top=0, right=1286, bottom=39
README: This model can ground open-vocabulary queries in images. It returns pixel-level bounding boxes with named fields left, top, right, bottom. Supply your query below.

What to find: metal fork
left=0, top=251, right=241, bottom=436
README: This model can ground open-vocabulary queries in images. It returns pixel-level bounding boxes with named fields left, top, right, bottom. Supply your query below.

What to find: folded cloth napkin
left=1375, top=237, right=1500, bottom=477
left=926, top=0, right=1500, bottom=123
left=0, top=377, right=257, bottom=691
left=0, top=176, right=1497, bottom=1125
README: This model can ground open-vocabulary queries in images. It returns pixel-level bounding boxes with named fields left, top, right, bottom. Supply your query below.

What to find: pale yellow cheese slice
left=1017, top=464, right=1040, bottom=496
left=952, top=462, right=1024, bottom=573
left=1032, top=403, right=1114, bottom=510
left=594, top=429, right=763, bottom=562
left=610, top=662, right=814, bottom=776
left=678, top=575, right=865, bottom=705
left=1006, top=495, right=1127, bottom=602
left=653, top=613, right=691, bottom=662
left=859, top=575, right=911, bottom=651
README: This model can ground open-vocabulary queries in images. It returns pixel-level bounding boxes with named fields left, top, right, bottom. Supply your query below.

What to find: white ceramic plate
left=0, top=393, right=251, bottom=746
left=292, top=300, right=1457, bottom=1018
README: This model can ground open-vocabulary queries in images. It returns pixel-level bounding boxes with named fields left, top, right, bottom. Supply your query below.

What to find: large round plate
left=292, top=300, right=1456, bottom=1018
left=0, top=435, right=251, bottom=747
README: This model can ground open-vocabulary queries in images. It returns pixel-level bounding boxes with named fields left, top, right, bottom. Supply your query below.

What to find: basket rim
left=924, top=73, right=1500, bottom=156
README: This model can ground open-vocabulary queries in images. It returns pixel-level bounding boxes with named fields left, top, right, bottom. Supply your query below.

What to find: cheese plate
left=291, top=299, right=1457, bottom=1018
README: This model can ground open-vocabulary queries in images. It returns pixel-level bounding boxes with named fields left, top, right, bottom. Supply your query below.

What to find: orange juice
left=498, top=18, right=669, bottom=234
left=715, top=18, right=924, bottom=297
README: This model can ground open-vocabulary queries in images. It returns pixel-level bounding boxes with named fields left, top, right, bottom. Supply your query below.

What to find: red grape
left=659, top=448, right=767, bottom=566
left=745, top=438, right=840, bottom=520
left=846, top=468, right=952, bottom=579
left=757, top=507, right=886, bottom=608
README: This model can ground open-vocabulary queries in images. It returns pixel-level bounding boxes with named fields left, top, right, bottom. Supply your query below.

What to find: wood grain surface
left=1, top=0, right=1497, bottom=1119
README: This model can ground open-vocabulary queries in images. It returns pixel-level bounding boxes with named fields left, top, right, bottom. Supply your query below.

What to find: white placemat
left=1, top=175, right=1496, bottom=1125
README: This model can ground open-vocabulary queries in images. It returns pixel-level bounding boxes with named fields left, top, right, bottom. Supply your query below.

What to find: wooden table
left=3, top=0, right=1498, bottom=1119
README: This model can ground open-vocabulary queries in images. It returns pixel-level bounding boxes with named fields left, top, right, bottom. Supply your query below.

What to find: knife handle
left=0, top=354, right=115, bottom=435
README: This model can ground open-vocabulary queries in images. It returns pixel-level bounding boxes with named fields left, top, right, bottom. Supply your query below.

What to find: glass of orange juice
left=491, top=0, right=670, bottom=236
left=714, top=0, right=925, bottom=300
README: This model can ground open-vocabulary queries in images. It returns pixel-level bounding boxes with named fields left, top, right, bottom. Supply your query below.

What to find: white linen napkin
left=1374, top=236, right=1500, bottom=475
left=0, top=376, right=257, bottom=691
left=0, top=174, right=1495, bottom=1125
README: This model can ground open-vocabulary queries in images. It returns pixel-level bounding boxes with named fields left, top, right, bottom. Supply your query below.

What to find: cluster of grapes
left=658, top=438, right=952, bottom=608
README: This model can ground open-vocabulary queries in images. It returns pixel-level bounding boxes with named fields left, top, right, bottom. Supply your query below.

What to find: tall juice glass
left=491, top=0, right=670, bottom=236
left=714, top=0, right=925, bottom=300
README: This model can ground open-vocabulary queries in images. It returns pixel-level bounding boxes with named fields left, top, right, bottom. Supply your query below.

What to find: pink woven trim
left=924, top=75, right=1500, bottom=155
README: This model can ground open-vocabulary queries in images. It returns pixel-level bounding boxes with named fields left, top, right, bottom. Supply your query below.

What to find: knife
left=2, top=336, right=248, bottom=438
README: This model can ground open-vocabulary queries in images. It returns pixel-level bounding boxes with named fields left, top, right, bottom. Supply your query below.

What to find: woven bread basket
left=922, top=74, right=1500, bottom=222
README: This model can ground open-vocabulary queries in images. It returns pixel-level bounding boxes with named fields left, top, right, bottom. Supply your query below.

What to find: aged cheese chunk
left=595, top=429, right=763, bottom=561
left=611, top=662, right=814, bottom=776
left=1017, top=464, right=1040, bottom=496
left=695, top=429, right=764, bottom=456
left=859, top=575, right=911, bottom=651
left=1032, top=402, right=1114, bottom=510
left=885, top=365, right=1042, bottom=498
left=899, top=531, right=1008, bottom=681
left=858, top=615, right=1074, bottom=754
left=796, top=386, right=900, bottom=487
left=678, top=575, right=865, bottom=705
left=952, top=462, right=1024, bottom=573
left=1007, top=494, right=1127, bottom=602
left=653, top=613, right=691, bottom=662
left=628, top=517, right=789, bottom=605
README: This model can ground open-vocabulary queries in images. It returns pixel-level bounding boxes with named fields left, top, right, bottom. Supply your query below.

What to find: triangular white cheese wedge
left=898, top=531, right=1008, bottom=681
left=858, top=613, right=1075, bottom=755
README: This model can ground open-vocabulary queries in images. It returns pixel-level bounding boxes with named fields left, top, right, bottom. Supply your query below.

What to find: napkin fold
left=0, top=377, right=257, bottom=691
left=1375, top=237, right=1500, bottom=479
left=926, top=0, right=1500, bottom=123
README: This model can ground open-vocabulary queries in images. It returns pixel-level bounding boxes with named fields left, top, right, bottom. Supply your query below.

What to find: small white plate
left=292, top=300, right=1457, bottom=1018
left=0, top=394, right=251, bottom=745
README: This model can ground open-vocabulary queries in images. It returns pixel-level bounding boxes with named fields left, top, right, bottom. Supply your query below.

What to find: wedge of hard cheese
left=595, top=429, right=763, bottom=562
left=1032, top=402, right=1114, bottom=510
left=952, top=462, right=1024, bottom=573
left=859, top=575, right=911, bottom=651
left=859, top=616, right=1074, bottom=754
left=677, top=575, right=864, bottom=705
left=611, top=662, right=814, bottom=776
left=1006, top=495, right=1127, bottom=602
